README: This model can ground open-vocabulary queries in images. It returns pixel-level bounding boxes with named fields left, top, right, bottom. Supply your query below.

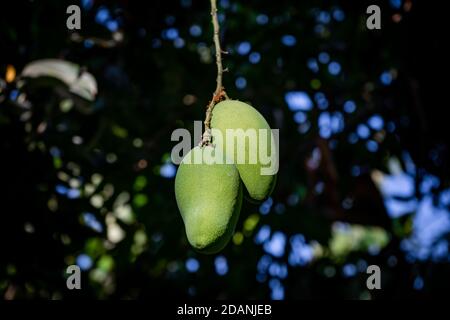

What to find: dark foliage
left=0, top=0, right=449, bottom=299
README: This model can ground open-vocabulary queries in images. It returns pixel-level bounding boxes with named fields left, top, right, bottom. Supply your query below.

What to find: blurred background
left=0, top=0, right=449, bottom=300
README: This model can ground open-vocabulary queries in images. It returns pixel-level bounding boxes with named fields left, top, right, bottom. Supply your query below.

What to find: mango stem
left=200, top=0, right=229, bottom=147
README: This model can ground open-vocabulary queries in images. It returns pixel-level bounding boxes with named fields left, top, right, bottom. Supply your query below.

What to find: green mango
left=211, top=100, right=277, bottom=201
left=175, top=146, right=243, bottom=254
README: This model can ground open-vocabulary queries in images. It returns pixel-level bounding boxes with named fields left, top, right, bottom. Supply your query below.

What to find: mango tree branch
left=200, top=0, right=228, bottom=147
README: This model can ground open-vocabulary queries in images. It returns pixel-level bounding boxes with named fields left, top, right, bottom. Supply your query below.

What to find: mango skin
left=211, top=100, right=277, bottom=201
left=175, top=146, right=243, bottom=254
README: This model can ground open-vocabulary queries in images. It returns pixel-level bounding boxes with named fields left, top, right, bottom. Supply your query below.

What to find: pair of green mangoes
left=175, top=100, right=277, bottom=254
